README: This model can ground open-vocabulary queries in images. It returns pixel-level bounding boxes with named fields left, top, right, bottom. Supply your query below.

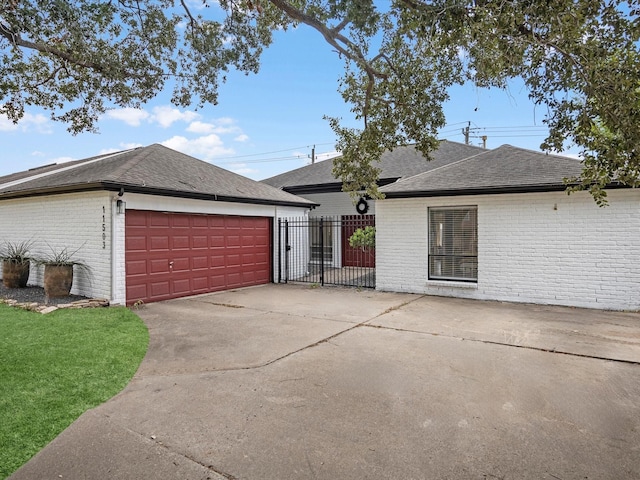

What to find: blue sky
left=0, top=19, right=573, bottom=181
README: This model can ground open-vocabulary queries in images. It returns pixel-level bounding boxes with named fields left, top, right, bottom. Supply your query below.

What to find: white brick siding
left=0, top=192, right=114, bottom=299
left=376, top=189, right=640, bottom=311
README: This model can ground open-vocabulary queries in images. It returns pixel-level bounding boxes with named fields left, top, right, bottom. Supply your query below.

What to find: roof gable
left=261, top=140, right=486, bottom=191
left=0, top=144, right=316, bottom=207
left=380, top=145, right=584, bottom=197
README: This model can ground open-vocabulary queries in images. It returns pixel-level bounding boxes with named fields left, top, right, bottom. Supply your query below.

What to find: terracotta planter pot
left=44, top=264, right=74, bottom=298
left=2, top=260, right=30, bottom=288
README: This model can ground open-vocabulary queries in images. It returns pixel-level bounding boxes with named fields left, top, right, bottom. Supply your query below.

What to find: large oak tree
left=2, top=0, right=639, bottom=203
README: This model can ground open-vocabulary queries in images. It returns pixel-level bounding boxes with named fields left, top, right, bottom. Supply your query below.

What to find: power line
left=213, top=142, right=335, bottom=161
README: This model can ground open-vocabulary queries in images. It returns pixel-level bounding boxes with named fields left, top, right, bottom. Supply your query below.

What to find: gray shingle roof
left=261, top=140, right=486, bottom=190
left=0, top=144, right=316, bottom=207
left=380, top=144, right=584, bottom=197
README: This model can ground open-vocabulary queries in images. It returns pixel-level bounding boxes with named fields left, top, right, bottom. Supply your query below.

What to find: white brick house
left=376, top=145, right=640, bottom=311
left=0, top=145, right=315, bottom=305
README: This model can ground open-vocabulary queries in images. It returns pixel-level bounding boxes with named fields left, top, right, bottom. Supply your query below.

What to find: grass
left=0, top=304, right=148, bottom=479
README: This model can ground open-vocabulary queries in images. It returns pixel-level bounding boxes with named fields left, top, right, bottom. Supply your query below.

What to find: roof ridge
left=0, top=148, right=136, bottom=190
left=498, top=144, right=582, bottom=162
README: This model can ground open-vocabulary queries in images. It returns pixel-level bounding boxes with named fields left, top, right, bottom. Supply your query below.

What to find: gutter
left=381, top=182, right=630, bottom=199
left=0, top=181, right=320, bottom=209
left=282, top=178, right=400, bottom=195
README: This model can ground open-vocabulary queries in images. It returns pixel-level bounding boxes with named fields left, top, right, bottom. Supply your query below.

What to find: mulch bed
left=0, top=283, right=89, bottom=306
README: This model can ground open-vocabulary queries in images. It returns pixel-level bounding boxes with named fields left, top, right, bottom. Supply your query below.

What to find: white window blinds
left=428, top=207, right=478, bottom=282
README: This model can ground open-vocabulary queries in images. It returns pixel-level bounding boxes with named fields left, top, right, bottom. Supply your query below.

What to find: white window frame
left=428, top=206, right=478, bottom=282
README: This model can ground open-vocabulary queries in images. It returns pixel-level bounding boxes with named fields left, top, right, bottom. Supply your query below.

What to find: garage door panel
left=126, top=210, right=271, bottom=304
left=150, top=281, right=171, bottom=297
left=127, top=284, right=148, bottom=301
left=226, top=272, right=242, bottom=286
left=255, top=235, right=269, bottom=247
left=226, top=254, right=241, bottom=266
left=172, top=216, right=190, bottom=227
left=226, top=217, right=241, bottom=228
left=149, top=235, right=170, bottom=251
left=192, top=276, right=209, bottom=291
left=150, top=259, right=169, bottom=274
left=127, top=260, right=148, bottom=275
left=192, top=256, right=209, bottom=270
left=192, top=235, right=208, bottom=249
left=242, top=253, right=256, bottom=264
left=149, top=213, right=170, bottom=227
left=211, top=255, right=225, bottom=267
left=172, top=278, right=191, bottom=294
left=192, top=216, right=208, bottom=227
left=172, top=236, right=190, bottom=249
left=172, top=257, right=190, bottom=271
left=126, top=236, right=147, bottom=251
left=226, top=236, right=241, bottom=247
left=210, top=235, right=225, bottom=248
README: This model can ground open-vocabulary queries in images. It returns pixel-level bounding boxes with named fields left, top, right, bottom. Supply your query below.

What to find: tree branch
left=266, top=0, right=386, bottom=81
left=517, top=23, right=590, bottom=86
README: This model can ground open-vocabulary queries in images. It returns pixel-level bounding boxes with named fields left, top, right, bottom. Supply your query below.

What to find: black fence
left=277, top=215, right=376, bottom=288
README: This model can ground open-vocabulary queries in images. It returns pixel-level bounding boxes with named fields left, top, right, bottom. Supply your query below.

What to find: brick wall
left=0, top=191, right=114, bottom=299
left=376, top=189, right=640, bottom=310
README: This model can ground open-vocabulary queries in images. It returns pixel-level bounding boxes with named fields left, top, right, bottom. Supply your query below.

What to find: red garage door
left=125, top=210, right=271, bottom=304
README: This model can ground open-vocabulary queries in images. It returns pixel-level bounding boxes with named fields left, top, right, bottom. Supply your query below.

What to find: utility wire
left=213, top=142, right=334, bottom=161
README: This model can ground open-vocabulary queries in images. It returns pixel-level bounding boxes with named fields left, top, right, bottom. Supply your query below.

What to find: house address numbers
left=102, top=205, right=106, bottom=249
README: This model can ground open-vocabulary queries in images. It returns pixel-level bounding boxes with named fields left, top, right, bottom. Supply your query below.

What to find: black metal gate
left=277, top=215, right=375, bottom=288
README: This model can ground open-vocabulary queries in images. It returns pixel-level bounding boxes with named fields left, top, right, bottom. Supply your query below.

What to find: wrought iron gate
left=277, top=215, right=375, bottom=288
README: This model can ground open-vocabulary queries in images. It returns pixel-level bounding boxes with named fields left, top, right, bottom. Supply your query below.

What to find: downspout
left=110, top=195, right=118, bottom=303
left=274, top=205, right=278, bottom=284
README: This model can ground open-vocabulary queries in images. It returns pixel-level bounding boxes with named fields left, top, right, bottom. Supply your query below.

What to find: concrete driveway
left=11, top=284, right=640, bottom=480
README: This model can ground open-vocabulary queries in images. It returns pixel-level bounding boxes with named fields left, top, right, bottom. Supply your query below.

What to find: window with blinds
left=428, top=206, right=478, bottom=282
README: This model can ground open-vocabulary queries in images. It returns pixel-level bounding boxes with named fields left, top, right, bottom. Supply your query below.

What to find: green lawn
left=0, top=304, right=148, bottom=479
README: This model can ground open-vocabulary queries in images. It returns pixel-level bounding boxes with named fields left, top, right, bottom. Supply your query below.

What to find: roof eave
left=0, top=182, right=318, bottom=208
left=382, top=183, right=573, bottom=198
left=283, top=177, right=400, bottom=195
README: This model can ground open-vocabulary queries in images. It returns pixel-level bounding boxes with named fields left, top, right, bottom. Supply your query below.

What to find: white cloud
left=186, top=117, right=243, bottom=136
left=104, top=106, right=201, bottom=128
left=105, top=108, right=150, bottom=126
left=0, top=116, right=18, bottom=131
left=186, top=121, right=217, bottom=134
left=0, top=112, right=52, bottom=133
left=234, top=134, right=249, bottom=142
left=152, top=106, right=199, bottom=128
left=161, top=134, right=234, bottom=161
left=31, top=151, right=45, bottom=157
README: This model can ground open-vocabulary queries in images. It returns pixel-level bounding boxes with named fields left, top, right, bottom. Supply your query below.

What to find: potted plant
left=0, top=240, right=34, bottom=288
left=35, top=245, right=91, bottom=299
